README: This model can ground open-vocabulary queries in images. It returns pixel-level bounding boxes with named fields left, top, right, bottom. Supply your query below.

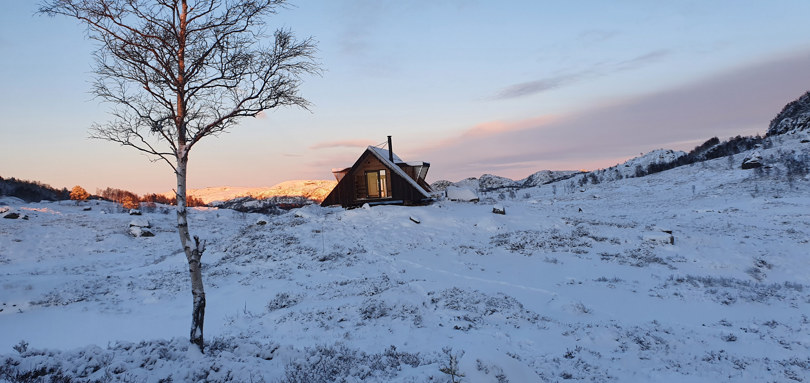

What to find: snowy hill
left=595, top=148, right=687, bottom=181
left=769, top=90, right=810, bottom=136
left=172, top=179, right=337, bottom=204
left=2, top=134, right=809, bottom=381
left=432, top=170, right=581, bottom=193
left=520, top=169, right=583, bottom=187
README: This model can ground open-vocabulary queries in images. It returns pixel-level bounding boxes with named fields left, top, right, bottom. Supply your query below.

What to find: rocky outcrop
left=445, top=186, right=479, bottom=202
left=520, top=170, right=582, bottom=187
left=1, top=207, right=27, bottom=220
left=478, top=174, right=517, bottom=191
left=741, top=151, right=763, bottom=169
left=768, top=91, right=810, bottom=136
left=429, top=180, right=453, bottom=192
left=129, top=217, right=153, bottom=237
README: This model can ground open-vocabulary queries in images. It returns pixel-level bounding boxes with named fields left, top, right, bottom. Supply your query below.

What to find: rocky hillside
left=768, top=90, right=810, bottom=136
left=431, top=170, right=582, bottom=192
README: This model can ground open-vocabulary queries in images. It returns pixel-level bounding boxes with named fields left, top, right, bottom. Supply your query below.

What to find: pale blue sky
left=2, top=1, right=810, bottom=193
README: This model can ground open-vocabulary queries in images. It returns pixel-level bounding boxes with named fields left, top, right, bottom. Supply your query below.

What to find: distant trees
left=69, top=185, right=90, bottom=203
left=0, top=177, right=70, bottom=202
left=40, top=0, right=318, bottom=352
left=97, top=187, right=206, bottom=208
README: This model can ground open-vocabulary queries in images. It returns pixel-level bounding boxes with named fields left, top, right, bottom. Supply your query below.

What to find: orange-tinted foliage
left=97, top=187, right=207, bottom=208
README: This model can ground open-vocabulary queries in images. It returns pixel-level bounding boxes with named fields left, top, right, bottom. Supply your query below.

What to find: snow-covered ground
left=1, top=138, right=809, bottom=382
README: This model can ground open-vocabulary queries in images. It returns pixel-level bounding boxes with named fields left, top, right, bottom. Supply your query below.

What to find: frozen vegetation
left=1, top=133, right=810, bottom=382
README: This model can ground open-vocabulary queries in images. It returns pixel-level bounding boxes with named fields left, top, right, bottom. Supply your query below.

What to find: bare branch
left=39, top=0, right=318, bottom=352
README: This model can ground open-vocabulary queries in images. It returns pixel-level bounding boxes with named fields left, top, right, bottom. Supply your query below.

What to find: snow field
left=1, top=137, right=809, bottom=382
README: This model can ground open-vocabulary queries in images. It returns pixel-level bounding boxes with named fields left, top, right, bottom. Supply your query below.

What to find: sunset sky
left=2, top=1, right=810, bottom=194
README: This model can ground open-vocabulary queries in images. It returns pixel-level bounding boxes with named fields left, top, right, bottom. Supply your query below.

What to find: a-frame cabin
left=321, top=137, right=432, bottom=207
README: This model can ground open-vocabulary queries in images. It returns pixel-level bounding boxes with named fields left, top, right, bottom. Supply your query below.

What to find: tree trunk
left=176, top=157, right=206, bottom=353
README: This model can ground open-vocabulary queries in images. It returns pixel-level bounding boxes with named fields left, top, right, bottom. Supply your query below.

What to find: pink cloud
left=416, top=50, right=810, bottom=183
left=309, top=139, right=376, bottom=150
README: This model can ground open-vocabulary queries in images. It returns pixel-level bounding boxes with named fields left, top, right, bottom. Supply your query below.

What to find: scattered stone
left=409, top=216, right=421, bottom=224
left=645, top=227, right=674, bottom=245
left=445, top=186, right=479, bottom=202
left=256, top=219, right=268, bottom=225
left=129, top=226, right=154, bottom=237
left=492, top=205, right=506, bottom=215
left=129, top=218, right=151, bottom=228
left=741, top=151, right=763, bottom=169
left=2, top=210, right=27, bottom=220
left=83, top=207, right=92, bottom=211
left=128, top=209, right=142, bottom=215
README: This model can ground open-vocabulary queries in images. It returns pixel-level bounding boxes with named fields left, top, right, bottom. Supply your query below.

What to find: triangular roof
left=321, top=145, right=432, bottom=207
left=366, top=146, right=430, bottom=198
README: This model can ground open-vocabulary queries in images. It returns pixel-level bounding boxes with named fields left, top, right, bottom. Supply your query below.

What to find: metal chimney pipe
left=387, top=135, right=393, bottom=162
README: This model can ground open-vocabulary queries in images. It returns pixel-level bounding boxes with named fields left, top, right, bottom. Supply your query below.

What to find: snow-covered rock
left=445, top=186, right=479, bottom=202
left=128, top=226, right=154, bottom=237
left=2, top=210, right=26, bottom=220
left=128, top=218, right=151, bottom=228
left=128, top=217, right=153, bottom=237
left=741, top=151, right=763, bottom=169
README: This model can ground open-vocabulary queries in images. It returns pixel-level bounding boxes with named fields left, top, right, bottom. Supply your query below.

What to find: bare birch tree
left=38, top=0, right=318, bottom=352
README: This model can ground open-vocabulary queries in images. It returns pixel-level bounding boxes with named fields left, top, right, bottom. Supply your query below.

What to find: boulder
left=129, top=218, right=151, bottom=228
left=129, top=226, right=154, bottom=237
left=492, top=205, right=506, bottom=215
left=445, top=186, right=479, bottom=202
left=741, top=151, right=763, bottom=169
left=644, top=227, right=674, bottom=245
left=128, top=209, right=142, bottom=215
left=2, top=210, right=27, bottom=220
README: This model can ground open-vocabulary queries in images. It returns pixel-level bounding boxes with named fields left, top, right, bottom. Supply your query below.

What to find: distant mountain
left=430, top=170, right=582, bottom=192
left=595, top=149, right=687, bottom=182
left=175, top=180, right=337, bottom=204
left=478, top=174, right=518, bottom=190
left=520, top=170, right=583, bottom=187
left=769, top=90, right=810, bottom=136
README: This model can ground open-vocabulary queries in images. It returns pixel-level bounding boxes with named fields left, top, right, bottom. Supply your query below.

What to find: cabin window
left=365, top=170, right=389, bottom=198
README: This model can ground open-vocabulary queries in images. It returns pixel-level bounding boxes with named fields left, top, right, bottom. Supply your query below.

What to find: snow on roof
left=369, top=146, right=403, bottom=163
left=366, top=146, right=430, bottom=198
